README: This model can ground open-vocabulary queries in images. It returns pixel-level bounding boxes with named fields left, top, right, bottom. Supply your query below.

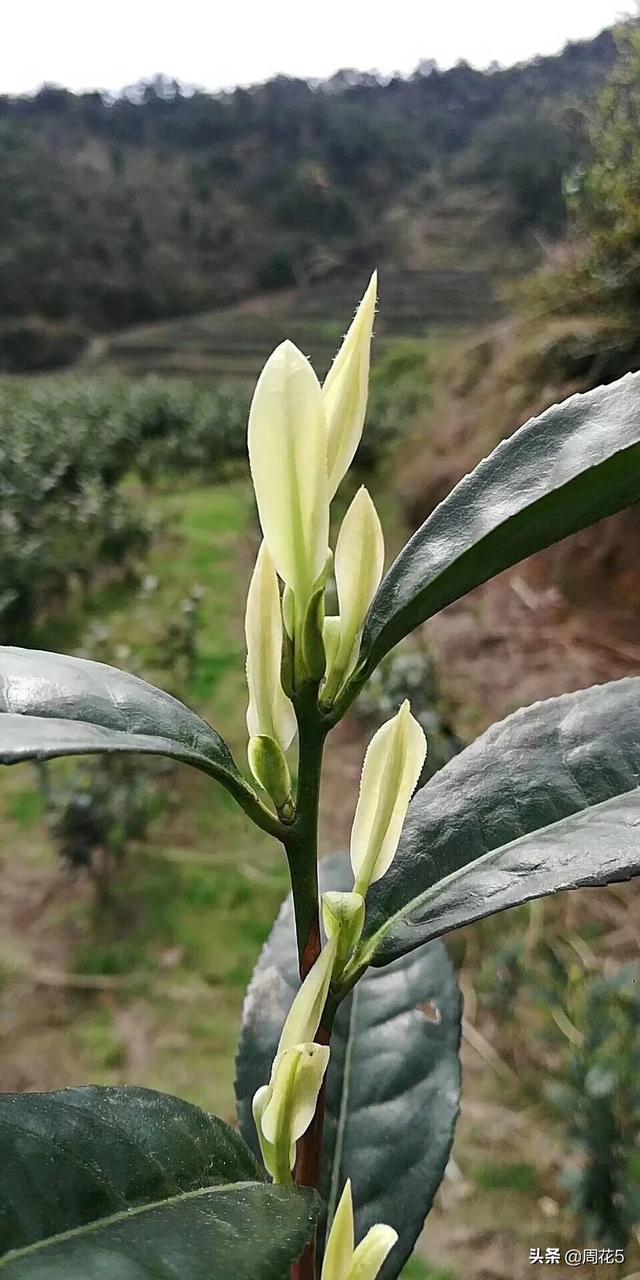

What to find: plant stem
left=284, top=690, right=326, bottom=980
left=283, top=685, right=329, bottom=1280
left=292, top=996, right=338, bottom=1280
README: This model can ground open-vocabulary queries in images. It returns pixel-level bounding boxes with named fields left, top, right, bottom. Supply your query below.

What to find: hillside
left=0, top=28, right=617, bottom=369
left=88, top=264, right=506, bottom=380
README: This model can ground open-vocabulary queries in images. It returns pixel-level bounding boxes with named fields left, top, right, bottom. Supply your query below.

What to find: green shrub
left=0, top=374, right=249, bottom=640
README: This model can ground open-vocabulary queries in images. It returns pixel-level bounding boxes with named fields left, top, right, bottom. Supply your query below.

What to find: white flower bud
left=245, top=541, right=296, bottom=752
left=322, top=1180, right=354, bottom=1280
left=323, top=487, right=384, bottom=703
left=247, top=735, right=293, bottom=815
left=248, top=340, right=330, bottom=611
left=322, top=891, right=365, bottom=975
left=278, top=934, right=338, bottom=1057
left=323, top=273, right=377, bottom=499
left=260, top=1042, right=330, bottom=1148
left=347, top=1225, right=398, bottom=1280
left=350, top=701, right=427, bottom=897
left=322, top=1179, right=398, bottom=1280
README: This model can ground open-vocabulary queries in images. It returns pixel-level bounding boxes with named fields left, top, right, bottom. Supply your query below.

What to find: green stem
left=282, top=684, right=328, bottom=1280
left=284, top=686, right=327, bottom=980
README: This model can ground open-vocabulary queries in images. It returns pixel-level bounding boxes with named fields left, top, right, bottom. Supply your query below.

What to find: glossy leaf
left=357, top=679, right=640, bottom=967
left=0, top=1086, right=317, bottom=1279
left=0, top=647, right=267, bottom=821
left=360, top=373, right=640, bottom=671
left=235, top=854, right=461, bottom=1279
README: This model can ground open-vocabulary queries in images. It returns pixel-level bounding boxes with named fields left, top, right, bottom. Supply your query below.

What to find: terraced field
left=87, top=267, right=506, bottom=381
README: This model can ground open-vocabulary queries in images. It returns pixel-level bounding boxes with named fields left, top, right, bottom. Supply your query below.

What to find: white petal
left=322, top=1181, right=355, bottom=1280
left=333, top=486, right=384, bottom=675
left=346, top=1225, right=398, bottom=1280
left=261, top=1043, right=330, bottom=1146
left=350, top=701, right=427, bottom=894
left=245, top=542, right=296, bottom=750
left=252, top=1084, right=277, bottom=1180
left=249, top=340, right=329, bottom=604
left=323, top=273, right=377, bottom=499
left=323, top=616, right=341, bottom=672
left=277, top=935, right=338, bottom=1057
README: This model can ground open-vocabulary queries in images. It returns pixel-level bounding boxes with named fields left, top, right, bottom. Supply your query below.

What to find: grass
left=401, top=1260, right=456, bottom=1280
left=469, top=1161, right=539, bottom=1194
left=0, top=473, right=289, bottom=1119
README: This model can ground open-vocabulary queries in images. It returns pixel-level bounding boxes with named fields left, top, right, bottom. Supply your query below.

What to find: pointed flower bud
left=348, top=1225, right=398, bottom=1279
left=253, top=1043, right=330, bottom=1184
left=350, top=701, right=427, bottom=897
left=247, top=735, right=293, bottom=816
left=323, top=272, right=377, bottom=499
left=245, top=542, right=296, bottom=752
left=252, top=1084, right=280, bottom=1182
left=322, top=1180, right=355, bottom=1280
left=252, top=937, right=337, bottom=1179
left=322, top=487, right=384, bottom=704
left=248, top=340, right=330, bottom=612
left=322, top=1180, right=398, bottom=1280
left=260, top=1042, right=330, bottom=1148
left=301, top=583, right=327, bottom=683
left=322, top=891, right=365, bottom=976
left=277, top=934, right=338, bottom=1057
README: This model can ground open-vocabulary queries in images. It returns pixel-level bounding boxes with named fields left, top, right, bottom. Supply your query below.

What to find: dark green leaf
left=235, top=854, right=461, bottom=1280
left=361, top=374, right=640, bottom=670
left=0, top=647, right=259, bottom=814
left=358, top=679, right=640, bottom=966
left=0, top=1086, right=317, bottom=1279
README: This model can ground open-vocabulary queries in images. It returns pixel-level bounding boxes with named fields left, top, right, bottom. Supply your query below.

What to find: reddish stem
left=292, top=1022, right=330, bottom=1280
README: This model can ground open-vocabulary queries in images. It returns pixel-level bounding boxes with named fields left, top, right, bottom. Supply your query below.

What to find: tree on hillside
left=572, top=21, right=640, bottom=310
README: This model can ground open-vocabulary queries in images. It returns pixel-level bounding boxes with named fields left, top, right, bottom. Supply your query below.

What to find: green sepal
left=301, top=585, right=327, bottom=683
left=248, top=735, right=294, bottom=816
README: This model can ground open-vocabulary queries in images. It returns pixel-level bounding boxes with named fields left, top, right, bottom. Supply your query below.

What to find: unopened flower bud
left=245, top=542, right=295, bottom=753
left=351, top=701, right=426, bottom=898
left=322, top=1180, right=398, bottom=1280
left=348, top=1224, right=398, bottom=1280
left=301, top=584, right=327, bottom=683
left=248, top=735, right=293, bottom=817
left=322, top=487, right=384, bottom=704
left=323, top=273, right=377, bottom=499
left=322, top=891, right=365, bottom=976
left=254, top=1042, right=330, bottom=1184
left=278, top=934, right=338, bottom=1056
left=248, top=340, right=330, bottom=612
left=261, top=1042, right=330, bottom=1148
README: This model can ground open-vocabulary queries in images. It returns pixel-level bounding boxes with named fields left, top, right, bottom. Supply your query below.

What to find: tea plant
left=478, top=930, right=640, bottom=1245
left=0, top=376, right=249, bottom=641
left=46, top=754, right=161, bottom=907
left=1, top=274, right=640, bottom=1278
left=548, top=965, right=640, bottom=1247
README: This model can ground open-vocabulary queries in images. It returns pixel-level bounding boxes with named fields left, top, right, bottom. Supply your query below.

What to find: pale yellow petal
left=260, top=1042, right=330, bottom=1146
left=322, top=1180, right=355, bottom=1280
left=322, top=891, right=365, bottom=974
left=347, top=1225, right=398, bottom=1280
left=252, top=1084, right=277, bottom=1181
left=323, top=616, right=342, bottom=673
left=248, top=340, right=329, bottom=604
left=333, top=486, right=384, bottom=675
left=277, top=935, right=338, bottom=1057
left=350, top=701, right=427, bottom=895
left=245, top=541, right=296, bottom=750
left=323, top=273, right=377, bottom=499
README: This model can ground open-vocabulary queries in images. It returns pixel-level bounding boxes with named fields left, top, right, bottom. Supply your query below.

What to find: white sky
left=1, top=0, right=635, bottom=96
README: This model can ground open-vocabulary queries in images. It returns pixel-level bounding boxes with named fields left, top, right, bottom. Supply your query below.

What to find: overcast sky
left=1, top=0, right=635, bottom=96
